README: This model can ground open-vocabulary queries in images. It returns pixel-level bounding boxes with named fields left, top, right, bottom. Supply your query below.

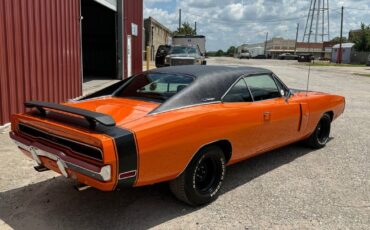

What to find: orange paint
left=10, top=91, right=345, bottom=191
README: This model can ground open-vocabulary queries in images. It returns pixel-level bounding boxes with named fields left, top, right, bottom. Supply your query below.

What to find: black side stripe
left=99, top=126, right=138, bottom=188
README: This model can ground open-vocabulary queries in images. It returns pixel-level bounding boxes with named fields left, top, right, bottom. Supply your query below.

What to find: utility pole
left=264, top=32, right=269, bottom=57
left=338, top=6, right=344, bottom=64
left=179, top=9, right=182, bottom=31
left=295, top=23, right=300, bottom=54
left=195, top=21, right=197, bottom=35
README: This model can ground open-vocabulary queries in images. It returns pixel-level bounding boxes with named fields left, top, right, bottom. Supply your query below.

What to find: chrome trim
left=221, top=73, right=287, bottom=103
left=75, top=184, right=92, bottom=192
left=119, top=170, right=137, bottom=180
left=148, top=101, right=222, bottom=116
left=70, top=96, right=112, bottom=103
left=220, top=75, right=246, bottom=102
left=18, top=123, right=103, bottom=162
left=13, top=139, right=111, bottom=182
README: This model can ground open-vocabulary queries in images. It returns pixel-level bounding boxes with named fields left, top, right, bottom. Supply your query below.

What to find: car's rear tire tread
left=169, top=170, right=192, bottom=205
left=169, top=146, right=226, bottom=206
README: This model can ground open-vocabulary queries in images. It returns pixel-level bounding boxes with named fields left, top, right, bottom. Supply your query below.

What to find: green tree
left=226, top=46, right=236, bottom=57
left=174, top=22, right=196, bottom=35
left=353, top=23, right=370, bottom=52
left=215, top=50, right=225, bottom=57
left=330, top=36, right=348, bottom=43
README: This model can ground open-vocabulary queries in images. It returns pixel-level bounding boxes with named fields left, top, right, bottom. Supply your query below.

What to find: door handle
left=264, top=112, right=271, bottom=121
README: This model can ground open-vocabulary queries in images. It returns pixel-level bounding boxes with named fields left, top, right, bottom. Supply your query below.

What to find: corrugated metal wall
left=123, top=0, right=143, bottom=77
left=0, top=0, right=82, bottom=125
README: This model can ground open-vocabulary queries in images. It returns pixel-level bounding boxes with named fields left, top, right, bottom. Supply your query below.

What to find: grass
left=353, top=73, right=370, bottom=77
left=306, top=62, right=366, bottom=67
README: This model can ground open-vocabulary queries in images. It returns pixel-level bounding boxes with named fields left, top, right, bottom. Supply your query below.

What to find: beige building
left=144, top=17, right=172, bottom=60
left=265, top=37, right=296, bottom=58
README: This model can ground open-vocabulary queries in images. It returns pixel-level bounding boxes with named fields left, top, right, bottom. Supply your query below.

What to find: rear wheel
left=169, top=146, right=226, bottom=206
left=304, top=113, right=331, bottom=149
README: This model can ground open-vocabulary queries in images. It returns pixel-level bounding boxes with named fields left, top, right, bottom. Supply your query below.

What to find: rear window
left=115, top=73, right=195, bottom=103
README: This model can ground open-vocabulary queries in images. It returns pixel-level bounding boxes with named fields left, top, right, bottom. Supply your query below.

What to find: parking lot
left=0, top=58, right=369, bottom=229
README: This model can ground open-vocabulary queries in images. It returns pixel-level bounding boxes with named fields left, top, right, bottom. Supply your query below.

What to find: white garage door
left=94, top=0, right=117, bottom=11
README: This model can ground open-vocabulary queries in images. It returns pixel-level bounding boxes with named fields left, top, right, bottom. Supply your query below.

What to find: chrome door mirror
left=280, top=89, right=285, bottom=97
left=285, top=90, right=293, bottom=103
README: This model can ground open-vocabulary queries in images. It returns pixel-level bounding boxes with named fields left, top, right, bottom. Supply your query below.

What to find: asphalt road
left=0, top=58, right=369, bottom=229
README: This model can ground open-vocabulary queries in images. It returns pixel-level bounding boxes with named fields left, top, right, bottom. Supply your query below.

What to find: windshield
left=170, top=46, right=198, bottom=55
left=115, top=73, right=195, bottom=102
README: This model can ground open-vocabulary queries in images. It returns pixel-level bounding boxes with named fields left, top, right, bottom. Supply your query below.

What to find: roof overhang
left=267, top=50, right=295, bottom=52
left=94, top=0, right=117, bottom=11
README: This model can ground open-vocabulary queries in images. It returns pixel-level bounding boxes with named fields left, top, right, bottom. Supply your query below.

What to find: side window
left=223, top=79, right=253, bottom=103
left=244, top=75, right=281, bottom=101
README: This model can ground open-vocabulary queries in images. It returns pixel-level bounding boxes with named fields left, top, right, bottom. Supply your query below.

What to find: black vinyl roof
left=149, top=65, right=272, bottom=114
left=150, top=65, right=270, bottom=78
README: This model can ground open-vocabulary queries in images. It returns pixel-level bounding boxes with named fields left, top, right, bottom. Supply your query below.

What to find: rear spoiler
left=25, top=101, right=116, bottom=129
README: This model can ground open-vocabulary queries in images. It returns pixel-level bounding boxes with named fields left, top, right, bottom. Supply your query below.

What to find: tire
left=169, top=146, right=226, bottom=206
left=304, top=113, right=331, bottom=149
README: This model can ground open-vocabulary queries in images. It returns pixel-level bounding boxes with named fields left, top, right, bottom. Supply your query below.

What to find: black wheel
left=304, top=113, right=331, bottom=149
left=169, top=146, right=226, bottom=206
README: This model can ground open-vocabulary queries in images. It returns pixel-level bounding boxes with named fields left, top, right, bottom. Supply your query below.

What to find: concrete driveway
left=1, top=58, right=369, bottom=229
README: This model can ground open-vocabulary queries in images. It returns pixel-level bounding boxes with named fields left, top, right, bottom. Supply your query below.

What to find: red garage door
left=0, top=0, right=82, bottom=125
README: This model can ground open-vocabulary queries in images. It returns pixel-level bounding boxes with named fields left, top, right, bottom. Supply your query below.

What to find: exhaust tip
left=74, top=184, right=92, bottom=192
left=34, top=165, right=50, bottom=172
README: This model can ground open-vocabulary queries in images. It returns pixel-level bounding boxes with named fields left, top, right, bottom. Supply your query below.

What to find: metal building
left=331, top=43, right=355, bottom=64
left=0, top=0, right=143, bottom=125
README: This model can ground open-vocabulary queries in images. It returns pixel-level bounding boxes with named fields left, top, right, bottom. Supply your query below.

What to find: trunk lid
left=66, top=97, right=159, bottom=126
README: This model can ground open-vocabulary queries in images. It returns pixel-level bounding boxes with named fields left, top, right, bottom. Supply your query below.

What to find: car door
left=221, top=78, right=266, bottom=160
left=244, top=74, right=301, bottom=151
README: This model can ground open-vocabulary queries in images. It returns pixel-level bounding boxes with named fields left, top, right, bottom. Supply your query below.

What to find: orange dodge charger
left=10, top=66, right=345, bottom=206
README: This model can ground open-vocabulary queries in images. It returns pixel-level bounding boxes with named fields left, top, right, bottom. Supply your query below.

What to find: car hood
left=66, top=97, right=159, bottom=126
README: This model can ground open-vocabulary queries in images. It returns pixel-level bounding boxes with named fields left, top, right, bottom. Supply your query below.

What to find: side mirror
left=285, top=90, right=293, bottom=103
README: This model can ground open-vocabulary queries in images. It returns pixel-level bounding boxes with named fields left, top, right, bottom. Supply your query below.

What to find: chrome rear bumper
left=10, top=132, right=111, bottom=182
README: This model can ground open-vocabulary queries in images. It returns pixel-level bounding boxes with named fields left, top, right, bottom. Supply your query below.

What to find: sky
left=144, top=0, right=370, bottom=51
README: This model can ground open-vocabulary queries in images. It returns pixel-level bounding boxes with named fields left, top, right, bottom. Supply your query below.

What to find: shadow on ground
left=0, top=144, right=317, bottom=230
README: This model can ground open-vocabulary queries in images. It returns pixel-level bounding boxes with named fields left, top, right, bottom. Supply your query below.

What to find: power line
left=182, top=12, right=305, bottom=25
left=344, top=7, right=370, bottom=11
